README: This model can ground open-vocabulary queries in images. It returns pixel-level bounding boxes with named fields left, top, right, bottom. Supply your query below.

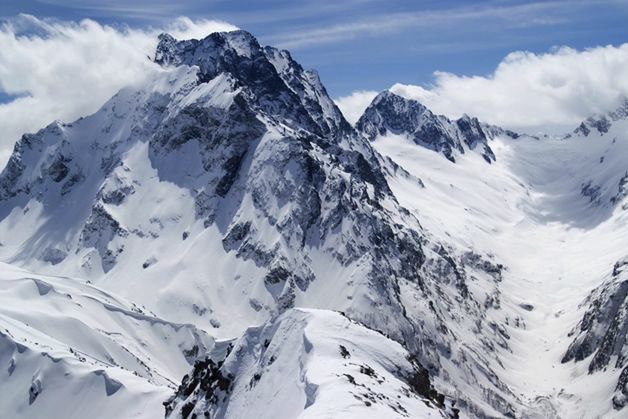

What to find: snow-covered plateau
left=1, top=29, right=628, bottom=419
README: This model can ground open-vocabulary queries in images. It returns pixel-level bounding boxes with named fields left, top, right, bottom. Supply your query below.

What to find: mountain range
left=1, top=29, right=628, bottom=419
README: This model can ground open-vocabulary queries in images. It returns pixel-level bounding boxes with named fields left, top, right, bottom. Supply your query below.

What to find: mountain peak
left=356, top=89, right=503, bottom=163
left=155, top=30, right=259, bottom=65
left=154, top=30, right=349, bottom=136
left=573, top=97, right=628, bottom=137
left=373, top=90, right=427, bottom=107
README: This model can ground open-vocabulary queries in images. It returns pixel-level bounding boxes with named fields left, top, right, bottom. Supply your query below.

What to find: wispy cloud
left=209, top=0, right=380, bottom=26
left=267, top=0, right=612, bottom=49
left=35, top=0, right=185, bottom=14
left=30, top=0, right=208, bottom=22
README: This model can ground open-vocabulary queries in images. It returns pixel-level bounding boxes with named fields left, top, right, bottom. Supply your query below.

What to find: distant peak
left=356, top=89, right=517, bottom=163
left=154, top=33, right=178, bottom=65
left=358, top=90, right=434, bottom=129
left=376, top=90, right=431, bottom=109
left=216, top=29, right=260, bottom=57
left=157, top=32, right=175, bottom=42
left=573, top=97, right=628, bottom=137
left=219, top=29, right=258, bottom=42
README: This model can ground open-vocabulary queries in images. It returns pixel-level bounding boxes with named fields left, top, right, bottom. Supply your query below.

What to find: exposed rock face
left=164, top=309, right=459, bottom=419
left=79, top=204, right=129, bottom=273
left=356, top=91, right=517, bottom=163
left=573, top=98, right=628, bottom=137
left=563, top=257, right=628, bottom=409
left=155, top=31, right=350, bottom=138
left=611, top=172, right=628, bottom=208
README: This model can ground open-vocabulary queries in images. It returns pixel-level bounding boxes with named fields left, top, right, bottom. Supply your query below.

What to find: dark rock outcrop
left=563, top=257, right=628, bottom=409
left=356, top=91, right=516, bottom=163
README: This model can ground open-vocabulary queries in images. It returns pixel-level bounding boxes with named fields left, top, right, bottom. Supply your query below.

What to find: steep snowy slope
left=164, top=309, right=455, bottom=419
left=0, top=262, right=213, bottom=419
left=369, top=95, right=628, bottom=418
left=0, top=30, right=406, bottom=338
left=0, top=30, right=522, bottom=417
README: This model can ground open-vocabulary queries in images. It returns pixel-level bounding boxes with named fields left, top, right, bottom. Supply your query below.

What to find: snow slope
left=370, top=98, right=628, bottom=418
left=164, top=308, right=454, bottom=419
left=0, top=262, right=213, bottom=419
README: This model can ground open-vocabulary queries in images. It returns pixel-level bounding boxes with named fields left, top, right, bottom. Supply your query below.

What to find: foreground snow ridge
left=0, top=262, right=212, bottom=419
left=1, top=29, right=628, bottom=418
left=165, top=309, right=455, bottom=418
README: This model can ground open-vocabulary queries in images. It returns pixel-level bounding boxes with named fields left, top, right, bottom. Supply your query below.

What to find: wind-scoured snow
left=0, top=262, right=213, bottom=419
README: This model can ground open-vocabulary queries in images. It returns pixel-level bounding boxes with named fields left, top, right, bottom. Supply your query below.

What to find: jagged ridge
left=356, top=90, right=518, bottom=163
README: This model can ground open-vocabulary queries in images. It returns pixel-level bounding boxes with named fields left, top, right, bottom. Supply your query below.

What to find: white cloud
left=334, top=90, right=378, bottom=125
left=0, top=15, right=236, bottom=169
left=389, top=44, right=628, bottom=135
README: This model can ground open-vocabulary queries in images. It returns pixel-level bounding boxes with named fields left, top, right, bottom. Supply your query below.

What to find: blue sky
left=2, top=0, right=628, bottom=97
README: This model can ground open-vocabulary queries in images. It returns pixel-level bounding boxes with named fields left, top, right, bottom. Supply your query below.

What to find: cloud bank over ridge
left=2, top=13, right=628, bottom=170
left=0, top=14, right=236, bottom=168
left=336, top=44, right=628, bottom=135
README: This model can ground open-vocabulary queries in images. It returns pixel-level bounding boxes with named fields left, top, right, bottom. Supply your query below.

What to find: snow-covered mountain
left=369, top=96, right=628, bottom=418
left=356, top=90, right=519, bottom=163
left=1, top=29, right=628, bottom=419
left=571, top=98, right=628, bottom=138
left=0, top=29, right=509, bottom=417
